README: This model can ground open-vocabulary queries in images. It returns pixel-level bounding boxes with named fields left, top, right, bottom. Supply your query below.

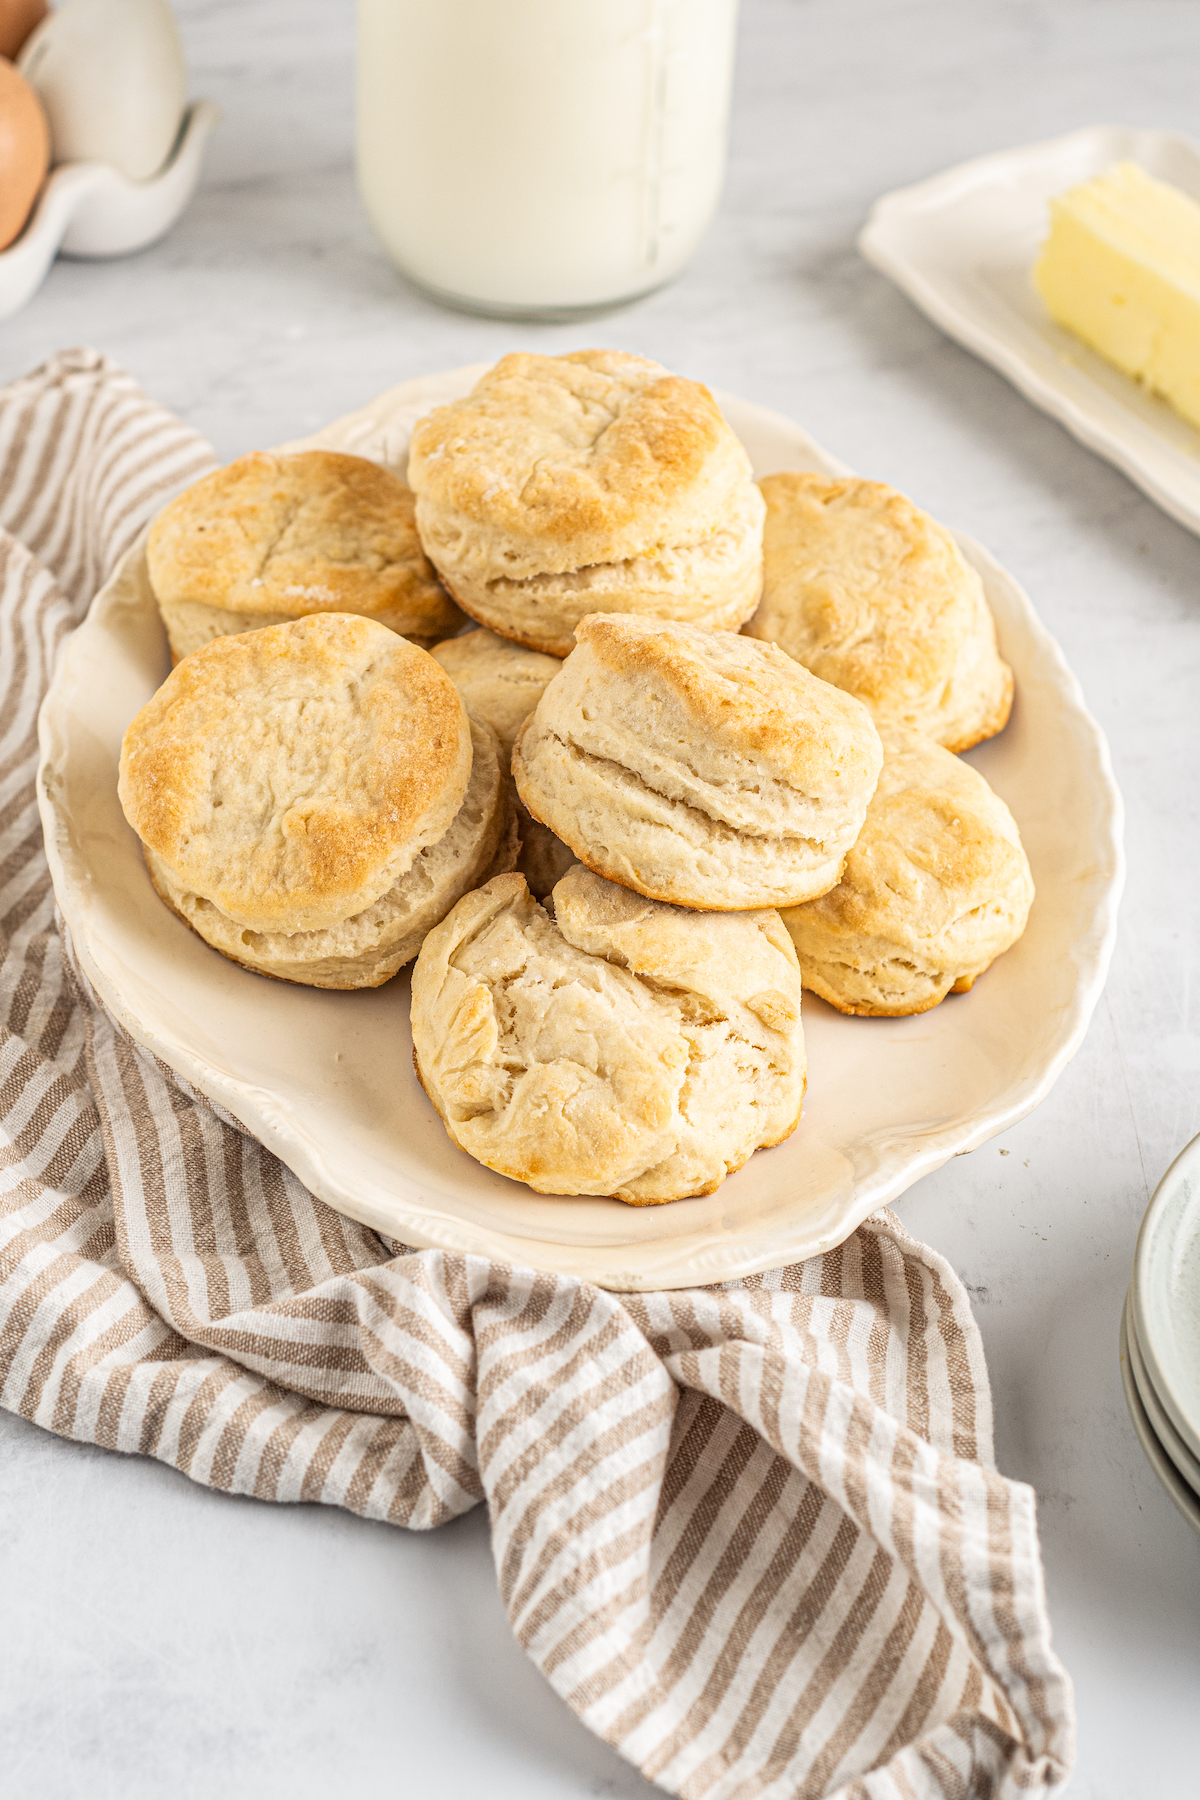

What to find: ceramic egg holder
left=0, top=96, right=219, bottom=320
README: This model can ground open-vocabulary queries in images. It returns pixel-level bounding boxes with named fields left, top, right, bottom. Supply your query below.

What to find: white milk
left=356, top=0, right=739, bottom=316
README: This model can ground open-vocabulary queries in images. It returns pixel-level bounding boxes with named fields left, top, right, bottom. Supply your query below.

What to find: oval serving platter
left=36, top=367, right=1124, bottom=1290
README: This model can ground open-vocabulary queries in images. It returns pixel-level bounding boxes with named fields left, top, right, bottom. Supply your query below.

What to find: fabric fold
left=0, top=349, right=1075, bottom=1800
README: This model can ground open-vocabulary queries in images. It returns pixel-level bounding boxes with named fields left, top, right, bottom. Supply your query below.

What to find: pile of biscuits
left=119, top=348, right=1034, bottom=1206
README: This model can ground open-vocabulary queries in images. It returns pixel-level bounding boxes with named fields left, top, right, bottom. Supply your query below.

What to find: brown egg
left=0, top=55, right=48, bottom=250
left=0, top=0, right=45, bottom=62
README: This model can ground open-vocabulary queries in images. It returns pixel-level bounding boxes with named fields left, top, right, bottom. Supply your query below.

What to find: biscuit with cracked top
left=410, top=866, right=806, bottom=1203
left=147, top=449, right=463, bottom=662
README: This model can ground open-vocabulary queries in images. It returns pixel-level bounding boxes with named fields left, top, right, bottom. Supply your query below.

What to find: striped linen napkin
left=0, top=349, right=1075, bottom=1800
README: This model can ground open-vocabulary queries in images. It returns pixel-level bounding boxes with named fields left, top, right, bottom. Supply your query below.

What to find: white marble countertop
left=3, top=2, right=1199, bottom=1795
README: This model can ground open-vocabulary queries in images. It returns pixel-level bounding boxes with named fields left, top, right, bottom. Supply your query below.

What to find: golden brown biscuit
left=407, top=350, right=765, bottom=657
left=147, top=449, right=463, bottom=661
left=512, top=613, right=883, bottom=911
left=744, top=473, right=1012, bottom=752
left=411, top=867, right=806, bottom=1203
left=119, top=614, right=472, bottom=936
left=780, top=727, right=1034, bottom=1015
left=145, top=712, right=513, bottom=989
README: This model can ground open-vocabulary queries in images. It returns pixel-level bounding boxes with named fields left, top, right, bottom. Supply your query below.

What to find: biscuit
left=780, top=727, right=1034, bottom=1015
left=512, top=613, right=883, bottom=911
left=429, top=627, right=562, bottom=761
left=407, top=350, right=765, bottom=657
left=119, top=614, right=473, bottom=936
left=411, top=866, right=806, bottom=1203
left=430, top=626, right=574, bottom=896
left=744, top=473, right=1013, bottom=752
left=145, top=711, right=513, bottom=988
left=147, top=450, right=463, bottom=662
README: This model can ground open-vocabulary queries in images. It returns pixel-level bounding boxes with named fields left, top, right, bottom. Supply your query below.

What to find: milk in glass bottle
left=356, top=0, right=739, bottom=317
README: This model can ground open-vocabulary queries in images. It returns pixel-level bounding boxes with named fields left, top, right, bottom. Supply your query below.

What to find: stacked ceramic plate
left=1122, top=1132, right=1200, bottom=1536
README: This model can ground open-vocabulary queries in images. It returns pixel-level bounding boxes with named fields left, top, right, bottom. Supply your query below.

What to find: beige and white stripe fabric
left=0, top=349, right=1075, bottom=1799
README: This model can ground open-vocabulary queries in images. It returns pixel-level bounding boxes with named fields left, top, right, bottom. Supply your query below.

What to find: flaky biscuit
left=411, top=867, right=806, bottom=1203
left=429, top=627, right=562, bottom=761
left=147, top=450, right=463, bottom=661
left=407, top=350, right=765, bottom=657
left=744, top=473, right=1013, bottom=752
left=780, top=728, right=1034, bottom=1015
left=119, top=615, right=472, bottom=935
left=146, top=712, right=514, bottom=989
left=429, top=625, right=573, bottom=896
left=512, top=613, right=883, bottom=911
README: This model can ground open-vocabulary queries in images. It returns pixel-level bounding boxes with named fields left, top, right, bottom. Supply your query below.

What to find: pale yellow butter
left=1034, top=160, right=1200, bottom=430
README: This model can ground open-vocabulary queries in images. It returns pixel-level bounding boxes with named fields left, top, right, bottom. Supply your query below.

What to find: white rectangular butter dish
left=859, top=125, right=1200, bottom=539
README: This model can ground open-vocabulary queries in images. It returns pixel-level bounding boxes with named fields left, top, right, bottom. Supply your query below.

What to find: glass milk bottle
left=356, top=0, right=739, bottom=318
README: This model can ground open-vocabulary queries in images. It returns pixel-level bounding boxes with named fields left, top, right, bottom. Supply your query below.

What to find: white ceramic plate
left=1130, top=1131, right=1200, bottom=1466
left=36, top=369, right=1124, bottom=1290
left=1125, top=1289, right=1200, bottom=1498
left=859, top=126, right=1200, bottom=539
left=1120, top=1298, right=1200, bottom=1541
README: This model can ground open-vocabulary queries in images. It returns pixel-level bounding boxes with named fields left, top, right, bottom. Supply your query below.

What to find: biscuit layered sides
left=513, top=613, right=883, bottom=912
left=411, top=868, right=806, bottom=1204
left=745, top=474, right=1013, bottom=753
left=118, top=616, right=514, bottom=989
left=430, top=627, right=575, bottom=899
left=147, top=450, right=463, bottom=663
left=407, top=350, right=766, bottom=658
left=780, top=728, right=1034, bottom=1016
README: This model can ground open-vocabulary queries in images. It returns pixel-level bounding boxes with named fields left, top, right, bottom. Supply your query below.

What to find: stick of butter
left=1034, top=160, right=1200, bottom=431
